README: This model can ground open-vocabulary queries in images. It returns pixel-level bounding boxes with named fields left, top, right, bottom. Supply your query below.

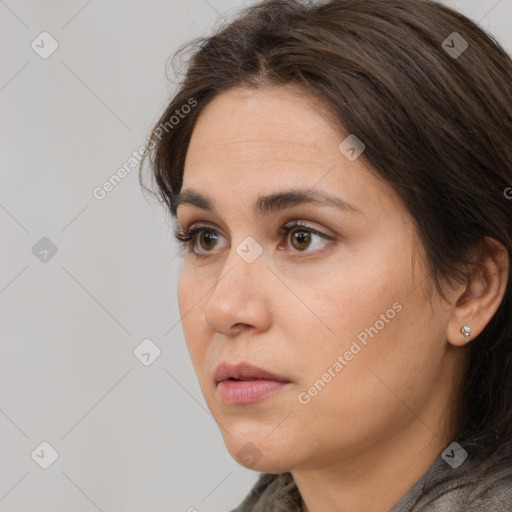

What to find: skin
left=175, top=85, right=509, bottom=512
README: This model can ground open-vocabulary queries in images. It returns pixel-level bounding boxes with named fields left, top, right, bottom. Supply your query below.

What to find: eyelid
left=282, top=219, right=330, bottom=236
left=175, top=219, right=335, bottom=257
left=180, top=219, right=332, bottom=239
left=181, top=221, right=218, bottom=233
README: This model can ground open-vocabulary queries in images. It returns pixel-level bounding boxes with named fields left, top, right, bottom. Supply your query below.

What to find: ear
left=446, top=237, right=509, bottom=347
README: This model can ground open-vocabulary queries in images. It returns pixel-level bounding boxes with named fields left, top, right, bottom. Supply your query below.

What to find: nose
left=204, top=244, right=272, bottom=337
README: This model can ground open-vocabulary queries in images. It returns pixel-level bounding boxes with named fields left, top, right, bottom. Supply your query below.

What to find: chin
left=222, top=434, right=294, bottom=473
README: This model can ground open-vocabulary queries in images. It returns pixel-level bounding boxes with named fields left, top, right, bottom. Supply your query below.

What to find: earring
left=461, top=324, right=471, bottom=341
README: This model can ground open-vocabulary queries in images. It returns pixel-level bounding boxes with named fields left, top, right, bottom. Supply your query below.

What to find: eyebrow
left=174, top=187, right=362, bottom=218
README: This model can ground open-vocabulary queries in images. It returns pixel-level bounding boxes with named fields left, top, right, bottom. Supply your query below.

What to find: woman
left=140, top=0, right=512, bottom=510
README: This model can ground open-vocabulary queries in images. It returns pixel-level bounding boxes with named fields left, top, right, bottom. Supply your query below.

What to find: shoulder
left=465, top=474, right=512, bottom=509
left=230, top=472, right=302, bottom=512
left=408, top=449, right=512, bottom=511
left=418, top=473, right=512, bottom=511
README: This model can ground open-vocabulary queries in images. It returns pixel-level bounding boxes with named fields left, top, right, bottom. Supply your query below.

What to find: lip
left=214, top=361, right=289, bottom=384
left=214, top=362, right=291, bottom=405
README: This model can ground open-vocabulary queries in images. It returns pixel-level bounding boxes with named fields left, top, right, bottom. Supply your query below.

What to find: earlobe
left=460, top=324, right=471, bottom=342
left=460, top=324, right=471, bottom=343
left=447, top=318, right=476, bottom=348
left=446, top=237, right=509, bottom=347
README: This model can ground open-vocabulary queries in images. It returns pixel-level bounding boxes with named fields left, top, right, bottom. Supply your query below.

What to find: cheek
left=177, top=260, right=207, bottom=316
left=285, top=244, right=436, bottom=398
left=287, top=271, right=445, bottom=436
left=289, top=251, right=408, bottom=357
left=177, top=265, right=209, bottom=365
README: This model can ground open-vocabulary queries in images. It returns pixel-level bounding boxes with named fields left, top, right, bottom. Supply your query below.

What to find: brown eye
left=198, top=230, right=219, bottom=251
left=282, top=222, right=331, bottom=254
left=290, top=229, right=312, bottom=251
left=178, top=221, right=331, bottom=257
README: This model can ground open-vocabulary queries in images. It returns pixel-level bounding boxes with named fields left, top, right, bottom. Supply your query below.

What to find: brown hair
left=140, top=0, right=512, bottom=497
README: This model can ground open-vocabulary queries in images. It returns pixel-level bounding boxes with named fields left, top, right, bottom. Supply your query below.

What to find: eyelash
left=173, top=220, right=332, bottom=256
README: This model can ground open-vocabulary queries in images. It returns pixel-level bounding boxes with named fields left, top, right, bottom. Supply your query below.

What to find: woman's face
left=176, top=85, right=463, bottom=473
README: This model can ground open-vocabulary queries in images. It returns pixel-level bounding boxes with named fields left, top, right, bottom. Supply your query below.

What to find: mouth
left=214, top=361, right=291, bottom=405
left=214, top=361, right=289, bottom=384
left=223, top=376, right=271, bottom=381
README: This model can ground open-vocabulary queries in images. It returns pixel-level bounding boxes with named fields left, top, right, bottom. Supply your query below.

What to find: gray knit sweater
left=230, top=438, right=512, bottom=511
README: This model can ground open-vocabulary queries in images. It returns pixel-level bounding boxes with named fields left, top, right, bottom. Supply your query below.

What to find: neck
left=295, top=409, right=460, bottom=512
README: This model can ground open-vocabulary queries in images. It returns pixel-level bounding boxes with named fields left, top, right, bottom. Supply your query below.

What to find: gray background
left=1, top=1, right=511, bottom=511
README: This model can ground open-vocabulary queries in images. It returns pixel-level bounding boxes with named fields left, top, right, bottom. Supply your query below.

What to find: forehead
left=181, top=85, right=404, bottom=224
left=184, top=85, right=346, bottom=170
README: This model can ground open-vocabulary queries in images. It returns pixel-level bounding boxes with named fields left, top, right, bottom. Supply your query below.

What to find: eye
left=173, top=223, right=228, bottom=254
left=280, top=220, right=332, bottom=253
left=173, top=220, right=332, bottom=256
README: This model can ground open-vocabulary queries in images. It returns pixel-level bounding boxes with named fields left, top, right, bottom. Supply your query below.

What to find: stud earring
left=461, top=324, right=471, bottom=341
